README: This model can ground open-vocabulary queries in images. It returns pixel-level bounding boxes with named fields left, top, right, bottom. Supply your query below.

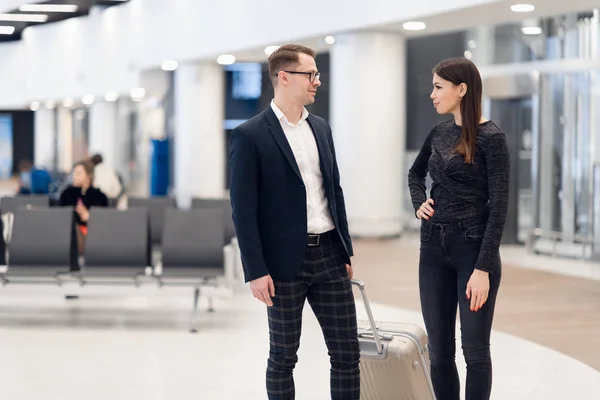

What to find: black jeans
left=419, top=216, right=501, bottom=400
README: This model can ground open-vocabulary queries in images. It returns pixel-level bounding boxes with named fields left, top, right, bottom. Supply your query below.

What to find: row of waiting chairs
left=0, top=205, right=235, bottom=332
left=128, top=197, right=236, bottom=248
left=0, top=195, right=237, bottom=248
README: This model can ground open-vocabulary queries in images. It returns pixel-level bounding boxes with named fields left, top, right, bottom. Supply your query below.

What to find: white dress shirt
left=270, top=100, right=335, bottom=234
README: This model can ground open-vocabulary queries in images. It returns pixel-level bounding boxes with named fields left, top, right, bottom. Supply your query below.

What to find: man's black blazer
left=229, top=106, right=353, bottom=282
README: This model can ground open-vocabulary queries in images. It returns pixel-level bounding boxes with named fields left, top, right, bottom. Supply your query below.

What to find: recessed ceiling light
left=104, top=91, right=119, bottom=102
left=0, top=26, right=16, bottom=35
left=522, top=26, right=542, bottom=35
left=30, top=101, right=39, bottom=111
left=161, top=60, right=178, bottom=71
left=511, top=4, right=535, bottom=12
left=325, top=35, right=335, bottom=45
left=19, top=4, right=78, bottom=13
left=217, top=55, right=236, bottom=65
left=402, top=21, right=426, bottom=31
left=82, top=95, right=95, bottom=105
left=264, top=46, right=279, bottom=56
left=0, top=13, right=48, bottom=22
left=464, top=50, right=473, bottom=59
left=130, top=88, right=145, bottom=101
left=63, top=98, right=74, bottom=108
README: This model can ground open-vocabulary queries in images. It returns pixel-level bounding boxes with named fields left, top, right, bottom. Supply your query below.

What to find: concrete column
left=89, top=101, right=117, bottom=168
left=330, top=32, right=406, bottom=237
left=174, top=61, right=225, bottom=208
left=34, top=107, right=56, bottom=169
left=56, top=106, right=73, bottom=172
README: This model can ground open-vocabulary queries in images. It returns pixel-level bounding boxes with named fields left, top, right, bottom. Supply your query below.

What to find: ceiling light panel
left=0, top=13, right=48, bottom=22
left=19, top=4, right=79, bottom=13
left=161, top=60, right=178, bottom=71
left=217, top=55, right=236, bottom=65
left=0, top=26, right=16, bottom=35
left=511, top=4, right=535, bottom=13
left=264, top=46, right=279, bottom=56
left=403, top=21, right=426, bottom=31
left=522, top=26, right=542, bottom=35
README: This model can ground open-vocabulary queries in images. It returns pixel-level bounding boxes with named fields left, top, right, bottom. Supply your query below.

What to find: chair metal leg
left=207, top=297, right=215, bottom=313
left=189, top=286, right=200, bottom=333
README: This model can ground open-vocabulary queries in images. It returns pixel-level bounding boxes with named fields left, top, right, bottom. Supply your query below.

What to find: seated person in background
left=17, top=159, right=53, bottom=195
left=59, top=160, right=108, bottom=255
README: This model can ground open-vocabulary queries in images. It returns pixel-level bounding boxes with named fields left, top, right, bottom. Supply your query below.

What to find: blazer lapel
left=265, top=107, right=303, bottom=181
left=307, top=115, right=333, bottom=182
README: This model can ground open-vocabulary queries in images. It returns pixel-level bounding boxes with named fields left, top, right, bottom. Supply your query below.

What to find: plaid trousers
left=266, top=231, right=360, bottom=400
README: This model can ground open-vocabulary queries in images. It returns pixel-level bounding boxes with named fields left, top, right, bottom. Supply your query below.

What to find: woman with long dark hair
left=408, top=57, right=510, bottom=400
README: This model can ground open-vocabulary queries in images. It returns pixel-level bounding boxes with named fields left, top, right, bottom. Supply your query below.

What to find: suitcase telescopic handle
left=351, top=279, right=383, bottom=355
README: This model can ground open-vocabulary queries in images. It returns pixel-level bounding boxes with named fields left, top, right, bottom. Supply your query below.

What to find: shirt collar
left=270, top=99, right=309, bottom=126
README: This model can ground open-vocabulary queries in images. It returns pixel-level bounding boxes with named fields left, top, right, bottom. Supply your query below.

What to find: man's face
left=281, top=53, right=321, bottom=106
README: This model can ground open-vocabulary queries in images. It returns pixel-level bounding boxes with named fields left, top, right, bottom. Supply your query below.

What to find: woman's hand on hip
left=466, top=269, right=489, bottom=312
left=416, top=198, right=434, bottom=220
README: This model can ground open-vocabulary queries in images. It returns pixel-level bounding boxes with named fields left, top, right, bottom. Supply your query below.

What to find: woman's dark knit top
left=407, top=120, right=510, bottom=273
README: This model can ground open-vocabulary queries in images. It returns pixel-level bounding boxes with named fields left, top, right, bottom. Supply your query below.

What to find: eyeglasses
left=281, top=70, right=321, bottom=83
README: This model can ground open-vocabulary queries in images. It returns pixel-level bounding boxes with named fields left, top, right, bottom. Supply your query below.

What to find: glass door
left=534, top=70, right=599, bottom=258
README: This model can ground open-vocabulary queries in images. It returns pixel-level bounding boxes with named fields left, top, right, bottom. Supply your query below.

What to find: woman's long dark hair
left=433, top=58, right=482, bottom=164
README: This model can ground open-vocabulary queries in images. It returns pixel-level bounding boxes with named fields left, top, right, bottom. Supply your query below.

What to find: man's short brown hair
left=268, top=44, right=316, bottom=87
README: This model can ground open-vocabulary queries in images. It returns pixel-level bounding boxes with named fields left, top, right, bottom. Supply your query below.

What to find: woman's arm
left=475, top=133, right=510, bottom=273
left=407, top=128, right=434, bottom=217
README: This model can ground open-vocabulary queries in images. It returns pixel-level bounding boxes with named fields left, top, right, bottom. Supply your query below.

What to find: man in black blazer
left=229, top=44, right=360, bottom=399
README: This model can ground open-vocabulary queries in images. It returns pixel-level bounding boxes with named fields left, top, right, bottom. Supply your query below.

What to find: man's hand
left=250, top=274, right=275, bottom=307
left=346, top=264, right=353, bottom=279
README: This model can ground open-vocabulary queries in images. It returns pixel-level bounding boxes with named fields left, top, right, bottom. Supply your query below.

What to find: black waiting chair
left=1, top=208, right=76, bottom=282
left=1, top=195, right=49, bottom=215
left=81, top=208, right=151, bottom=283
left=159, top=208, right=225, bottom=280
left=158, top=208, right=226, bottom=332
left=190, top=198, right=236, bottom=243
left=128, top=196, right=176, bottom=247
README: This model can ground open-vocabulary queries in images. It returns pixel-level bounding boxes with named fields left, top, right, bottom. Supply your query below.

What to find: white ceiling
left=2, top=1, right=598, bottom=63
left=0, top=0, right=29, bottom=12
left=234, top=0, right=599, bottom=63
left=385, top=0, right=600, bottom=37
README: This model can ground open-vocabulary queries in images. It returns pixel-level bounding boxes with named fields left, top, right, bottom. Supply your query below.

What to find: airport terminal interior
left=0, top=0, right=599, bottom=399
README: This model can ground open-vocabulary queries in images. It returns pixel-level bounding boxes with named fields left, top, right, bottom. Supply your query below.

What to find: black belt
left=307, top=230, right=337, bottom=247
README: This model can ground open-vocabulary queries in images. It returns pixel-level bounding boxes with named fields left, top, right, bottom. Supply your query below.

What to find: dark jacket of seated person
left=59, top=186, right=108, bottom=226
left=59, top=161, right=108, bottom=230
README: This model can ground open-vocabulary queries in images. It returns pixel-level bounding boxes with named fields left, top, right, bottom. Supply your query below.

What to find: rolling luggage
left=352, top=279, right=436, bottom=400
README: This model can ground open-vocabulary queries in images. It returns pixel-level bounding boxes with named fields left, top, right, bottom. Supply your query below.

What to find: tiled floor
left=0, top=283, right=598, bottom=400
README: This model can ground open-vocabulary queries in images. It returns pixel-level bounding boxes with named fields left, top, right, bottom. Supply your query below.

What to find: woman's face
left=72, top=165, right=90, bottom=188
left=430, top=73, right=464, bottom=115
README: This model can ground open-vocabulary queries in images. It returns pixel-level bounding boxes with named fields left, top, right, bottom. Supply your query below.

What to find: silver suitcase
left=352, top=279, right=436, bottom=400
